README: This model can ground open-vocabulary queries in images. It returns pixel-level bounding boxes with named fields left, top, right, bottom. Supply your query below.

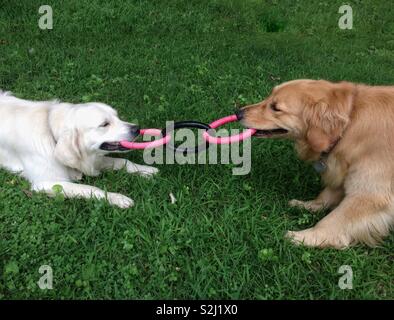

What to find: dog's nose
left=235, top=108, right=245, bottom=121
left=129, top=124, right=140, bottom=136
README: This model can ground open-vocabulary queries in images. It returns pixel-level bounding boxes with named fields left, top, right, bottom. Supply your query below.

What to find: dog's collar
left=312, top=85, right=357, bottom=173
left=312, top=138, right=340, bottom=173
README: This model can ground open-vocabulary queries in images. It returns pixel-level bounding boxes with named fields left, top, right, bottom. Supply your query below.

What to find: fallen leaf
left=22, top=189, right=33, bottom=198
left=169, top=192, right=177, bottom=204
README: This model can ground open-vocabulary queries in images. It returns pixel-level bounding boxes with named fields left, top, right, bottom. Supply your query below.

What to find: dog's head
left=49, top=102, right=139, bottom=171
left=238, top=79, right=355, bottom=160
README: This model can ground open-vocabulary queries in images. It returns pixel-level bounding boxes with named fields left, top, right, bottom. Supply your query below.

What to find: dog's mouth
left=253, top=128, right=289, bottom=137
left=100, top=129, right=140, bottom=152
left=100, top=141, right=130, bottom=151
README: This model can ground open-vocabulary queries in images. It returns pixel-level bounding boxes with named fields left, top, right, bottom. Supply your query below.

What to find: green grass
left=0, top=0, right=393, bottom=299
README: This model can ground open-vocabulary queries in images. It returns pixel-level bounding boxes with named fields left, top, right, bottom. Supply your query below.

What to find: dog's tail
left=0, top=89, right=13, bottom=96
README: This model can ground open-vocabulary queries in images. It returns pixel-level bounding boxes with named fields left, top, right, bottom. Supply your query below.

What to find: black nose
left=129, top=124, right=140, bottom=136
left=235, top=108, right=245, bottom=121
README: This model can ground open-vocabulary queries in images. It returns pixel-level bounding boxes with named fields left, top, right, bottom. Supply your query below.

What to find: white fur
left=0, top=91, right=158, bottom=208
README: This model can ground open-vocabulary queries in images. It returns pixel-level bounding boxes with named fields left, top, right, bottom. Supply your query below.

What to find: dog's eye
left=270, top=102, right=280, bottom=112
left=99, top=121, right=110, bottom=128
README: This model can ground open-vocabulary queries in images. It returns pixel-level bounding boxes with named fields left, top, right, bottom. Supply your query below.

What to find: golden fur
left=240, top=79, right=394, bottom=248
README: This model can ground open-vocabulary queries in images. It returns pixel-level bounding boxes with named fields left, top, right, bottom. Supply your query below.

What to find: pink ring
left=120, top=128, right=170, bottom=149
left=202, top=114, right=256, bottom=144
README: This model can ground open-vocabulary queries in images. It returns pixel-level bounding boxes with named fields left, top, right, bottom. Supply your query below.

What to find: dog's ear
left=49, top=104, right=82, bottom=169
left=302, top=82, right=354, bottom=153
left=54, top=129, right=82, bottom=169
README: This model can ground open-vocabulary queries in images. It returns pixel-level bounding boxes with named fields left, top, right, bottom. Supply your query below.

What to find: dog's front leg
left=289, top=187, right=344, bottom=212
left=287, top=194, right=391, bottom=248
left=32, top=181, right=134, bottom=208
left=100, top=157, right=159, bottom=177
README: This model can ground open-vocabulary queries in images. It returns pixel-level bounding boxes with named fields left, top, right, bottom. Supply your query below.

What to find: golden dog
left=238, top=79, right=394, bottom=249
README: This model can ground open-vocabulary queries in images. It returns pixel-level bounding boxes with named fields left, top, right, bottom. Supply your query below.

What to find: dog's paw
left=286, top=228, right=351, bottom=249
left=132, top=165, right=159, bottom=178
left=107, top=192, right=134, bottom=208
left=69, top=169, right=83, bottom=181
left=289, top=199, right=324, bottom=213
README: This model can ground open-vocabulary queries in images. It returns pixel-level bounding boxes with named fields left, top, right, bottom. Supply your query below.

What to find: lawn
left=0, top=0, right=393, bottom=299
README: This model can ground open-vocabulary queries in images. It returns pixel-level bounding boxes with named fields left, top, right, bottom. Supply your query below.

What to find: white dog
left=0, top=90, right=158, bottom=208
